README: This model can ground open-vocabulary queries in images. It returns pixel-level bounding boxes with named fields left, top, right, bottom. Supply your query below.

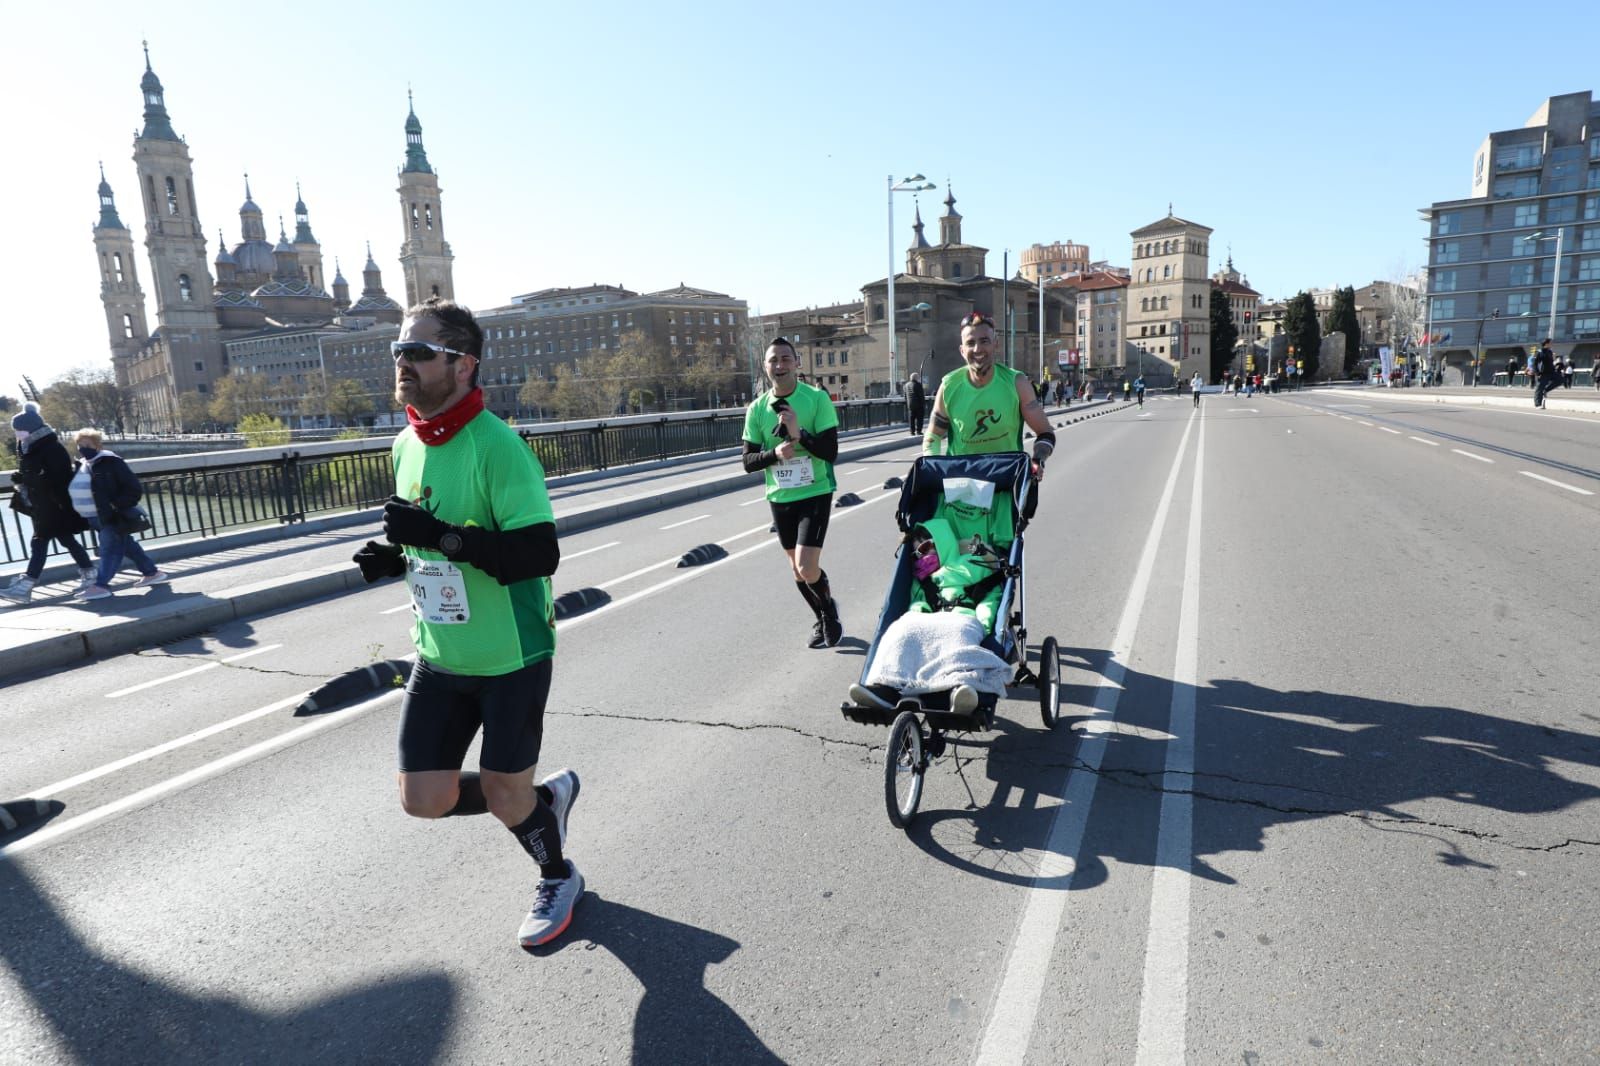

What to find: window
left=113, top=252, right=125, bottom=283
left=1160, top=296, right=1169, bottom=310
left=1510, top=235, right=1538, bottom=258
left=1162, top=265, right=1171, bottom=279
left=1575, top=287, right=1600, bottom=312
left=1141, top=297, right=1149, bottom=312
left=1513, top=203, right=1539, bottom=227
left=952, top=262, right=963, bottom=277
left=1436, top=211, right=1460, bottom=235
left=1496, top=144, right=1542, bottom=170
left=122, top=314, right=134, bottom=339
left=1573, top=316, right=1600, bottom=338
left=1431, top=298, right=1457, bottom=320
left=1505, top=320, right=1532, bottom=342
left=1582, top=228, right=1600, bottom=252
left=1549, top=196, right=1578, bottom=224
left=178, top=273, right=192, bottom=301
left=196, top=383, right=209, bottom=394
left=165, top=177, right=179, bottom=216
left=1579, top=257, right=1600, bottom=282
left=1433, top=270, right=1457, bottom=292
left=1588, top=167, right=1600, bottom=190
left=1493, top=175, right=1539, bottom=198
left=840, top=350, right=848, bottom=364
left=193, top=360, right=204, bottom=372
left=1506, top=292, right=1532, bottom=316
left=411, top=205, right=420, bottom=230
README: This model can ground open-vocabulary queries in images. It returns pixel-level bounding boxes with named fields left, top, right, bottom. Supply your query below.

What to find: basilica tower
left=396, top=92, right=455, bottom=308
left=130, top=45, right=223, bottom=396
left=91, top=165, right=149, bottom=388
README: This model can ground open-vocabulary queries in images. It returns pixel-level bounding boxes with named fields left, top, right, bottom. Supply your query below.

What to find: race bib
left=407, top=557, right=471, bottom=624
left=772, top=456, right=815, bottom=489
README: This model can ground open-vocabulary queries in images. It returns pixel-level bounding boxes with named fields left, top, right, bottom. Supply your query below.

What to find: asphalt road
left=2, top=394, right=1596, bottom=1065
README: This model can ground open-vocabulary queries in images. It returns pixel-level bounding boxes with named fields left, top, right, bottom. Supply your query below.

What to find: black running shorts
left=398, top=657, right=553, bottom=774
left=769, top=493, right=833, bottom=550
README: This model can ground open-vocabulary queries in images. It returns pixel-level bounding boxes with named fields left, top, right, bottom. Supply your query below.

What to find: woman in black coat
left=2, top=404, right=95, bottom=604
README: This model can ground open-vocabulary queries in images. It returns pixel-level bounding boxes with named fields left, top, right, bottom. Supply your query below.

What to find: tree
left=1326, top=286, right=1363, bottom=377
left=1386, top=265, right=1428, bottom=366
left=39, top=366, right=134, bottom=433
left=301, top=377, right=376, bottom=427
left=1283, top=291, right=1322, bottom=382
left=209, top=373, right=287, bottom=428
left=236, top=413, right=290, bottom=448
left=177, top=392, right=217, bottom=433
left=1208, top=288, right=1238, bottom=383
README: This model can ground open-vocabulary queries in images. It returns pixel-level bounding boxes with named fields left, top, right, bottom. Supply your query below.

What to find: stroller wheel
left=885, top=711, right=925, bottom=829
left=1038, top=637, right=1062, bottom=729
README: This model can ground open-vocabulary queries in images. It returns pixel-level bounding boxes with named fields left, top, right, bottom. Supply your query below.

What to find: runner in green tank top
left=925, top=312, right=1057, bottom=476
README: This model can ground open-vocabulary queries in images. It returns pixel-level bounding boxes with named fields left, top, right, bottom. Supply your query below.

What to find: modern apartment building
left=1420, top=91, right=1600, bottom=380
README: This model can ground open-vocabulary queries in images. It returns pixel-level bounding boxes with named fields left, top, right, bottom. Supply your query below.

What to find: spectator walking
left=71, top=428, right=168, bottom=600
left=1190, top=371, right=1203, bottom=408
left=0, top=404, right=96, bottom=604
left=903, top=372, right=926, bottom=436
left=1533, top=339, right=1559, bottom=408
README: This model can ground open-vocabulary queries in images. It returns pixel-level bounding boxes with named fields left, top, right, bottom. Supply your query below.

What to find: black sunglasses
left=391, top=340, right=473, bottom=363
left=961, top=313, right=996, bottom=329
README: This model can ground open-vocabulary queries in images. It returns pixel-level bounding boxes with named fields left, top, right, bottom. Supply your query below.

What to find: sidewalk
left=1332, top=383, right=1600, bottom=415
left=0, top=403, right=1109, bottom=679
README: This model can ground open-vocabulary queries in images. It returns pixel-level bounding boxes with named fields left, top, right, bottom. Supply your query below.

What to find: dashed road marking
left=1452, top=449, right=1493, bottom=464
left=1519, top=471, right=1595, bottom=496
left=1408, top=436, right=1439, bottom=446
left=660, top=514, right=709, bottom=530
left=105, top=644, right=284, bottom=699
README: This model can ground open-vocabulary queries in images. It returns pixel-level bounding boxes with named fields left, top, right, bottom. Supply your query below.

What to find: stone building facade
left=1126, top=212, right=1214, bottom=383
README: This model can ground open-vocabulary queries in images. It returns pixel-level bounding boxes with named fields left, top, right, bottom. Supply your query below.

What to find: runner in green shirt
left=350, top=297, right=582, bottom=951
left=741, top=338, right=844, bottom=647
left=925, top=312, right=1056, bottom=475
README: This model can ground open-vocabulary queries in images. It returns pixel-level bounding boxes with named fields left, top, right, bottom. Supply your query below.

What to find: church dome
left=232, top=239, right=277, bottom=277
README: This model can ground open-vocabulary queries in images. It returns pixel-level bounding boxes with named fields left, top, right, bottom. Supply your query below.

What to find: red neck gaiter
left=407, top=387, right=485, bottom=446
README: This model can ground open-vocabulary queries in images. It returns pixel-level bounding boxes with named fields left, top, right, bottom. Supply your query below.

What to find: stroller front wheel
left=885, top=711, right=925, bottom=829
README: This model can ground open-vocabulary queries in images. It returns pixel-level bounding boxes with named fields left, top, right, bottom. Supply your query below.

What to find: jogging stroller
left=839, top=453, right=1062, bottom=828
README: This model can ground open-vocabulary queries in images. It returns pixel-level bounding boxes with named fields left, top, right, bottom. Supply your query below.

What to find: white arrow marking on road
left=105, top=644, right=284, bottom=699
left=1519, top=471, right=1595, bottom=495
left=976, top=407, right=1200, bottom=1066
left=1452, top=449, right=1493, bottom=463
left=1408, top=436, right=1440, bottom=446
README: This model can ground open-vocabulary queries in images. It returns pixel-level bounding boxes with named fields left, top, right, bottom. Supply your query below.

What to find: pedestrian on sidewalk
left=1190, top=371, right=1203, bottom=408
left=1533, top=339, right=1558, bottom=409
left=352, top=296, right=580, bottom=950
left=1, top=404, right=96, bottom=604
left=71, top=428, right=168, bottom=600
left=903, top=372, right=926, bottom=436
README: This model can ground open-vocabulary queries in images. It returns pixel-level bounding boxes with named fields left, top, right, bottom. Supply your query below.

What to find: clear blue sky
left=9, top=0, right=1593, bottom=397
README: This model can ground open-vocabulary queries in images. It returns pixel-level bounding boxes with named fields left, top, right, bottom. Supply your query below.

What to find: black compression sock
left=444, top=771, right=489, bottom=816
left=806, top=571, right=835, bottom=612
left=509, top=800, right=568, bottom=879
left=795, top=579, right=823, bottom=615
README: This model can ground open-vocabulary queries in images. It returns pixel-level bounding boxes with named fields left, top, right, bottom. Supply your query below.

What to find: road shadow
left=528, top=891, right=783, bottom=1065
left=904, top=644, right=1600, bottom=887
left=0, top=858, right=457, bottom=1064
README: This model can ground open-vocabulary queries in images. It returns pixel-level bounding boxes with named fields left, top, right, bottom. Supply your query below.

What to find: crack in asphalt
left=131, top=649, right=330, bottom=681
left=547, top=708, right=1598, bottom=857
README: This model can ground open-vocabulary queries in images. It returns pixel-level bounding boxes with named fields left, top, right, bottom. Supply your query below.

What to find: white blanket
left=863, top=611, right=1011, bottom=696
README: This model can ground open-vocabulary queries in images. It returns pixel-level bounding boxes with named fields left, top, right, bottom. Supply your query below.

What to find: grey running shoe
left=518, top=861, right=584, bottom=950
left=538, top=768, right=580, bottom=847
left=950, top=685, right=979, bottom=715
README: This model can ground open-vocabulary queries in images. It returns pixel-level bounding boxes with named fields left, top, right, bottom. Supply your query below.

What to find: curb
left=1345, top=388, right=1600, bottom=416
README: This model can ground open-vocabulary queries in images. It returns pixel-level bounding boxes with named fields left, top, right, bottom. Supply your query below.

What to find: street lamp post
left=887, top=174, right=935, bottom=395
left=1525, top=228, right=1565, bottom=346
left=896, top=302, right=932, bottom=385
left=1473, top=307, right=1501, bottom=386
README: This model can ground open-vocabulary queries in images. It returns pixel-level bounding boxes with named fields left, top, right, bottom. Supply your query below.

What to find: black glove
left=383, top=495, right=452, bottom=550
left=353, top=540, right=407, bottom=583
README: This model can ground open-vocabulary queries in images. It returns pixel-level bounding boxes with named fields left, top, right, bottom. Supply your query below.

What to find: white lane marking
left=1380, top=427, right=1402, bottom=435
left=1135, top=401, right=1205, bottom=1064
left=660, top=514, right=710, bottom=530
left=1139, top=413, right=1154, bottom=419
left=1408, top=436, right=1440, bottom=446
left=381, top=602, right=413, bottom=615
left=1330, top=404, right=1370, bottom=409
left=1519, top=471, right=1595, bottom=496
left=1452, top=449, right=1493, bottom=464
left=739, top=496, right=767, bottom=507
left=719, top=523, right=779, bottom=546
left=563, top=540, right=620, bottom=561
left=105, top=644, right=285, bottom=699
left=1229, top=408, right=1259, bottom=413
left=1338, top=415, right=1353, bottom=421
left=565, top=491, right=896, bottom=632
left=1, top=690, right=393, bottom=862
left=975, top=407, right=1199, bottom=1066
left=15, top=692, right=309, bottom=801
left=1358, top=420, right=1374, bottom=427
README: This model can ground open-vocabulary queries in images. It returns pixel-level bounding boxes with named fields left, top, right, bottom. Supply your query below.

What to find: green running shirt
left=392, top=410, right=556, bottom=675
left=742, top=381, right=839, bottom=503
left=939, top=364, right=1024, bottom=454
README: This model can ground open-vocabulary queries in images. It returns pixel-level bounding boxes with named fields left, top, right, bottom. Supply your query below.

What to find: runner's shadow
left=0, top=859, right=456, bottom=1065
left=527, top=891, right=782, bottom=1065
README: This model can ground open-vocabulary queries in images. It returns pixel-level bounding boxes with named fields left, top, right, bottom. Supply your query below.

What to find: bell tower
left=92, top=165, right=149, bottom=388
left=131, top=43, right=223, bottom=395
left=396, top=91, right=455, bottom=308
